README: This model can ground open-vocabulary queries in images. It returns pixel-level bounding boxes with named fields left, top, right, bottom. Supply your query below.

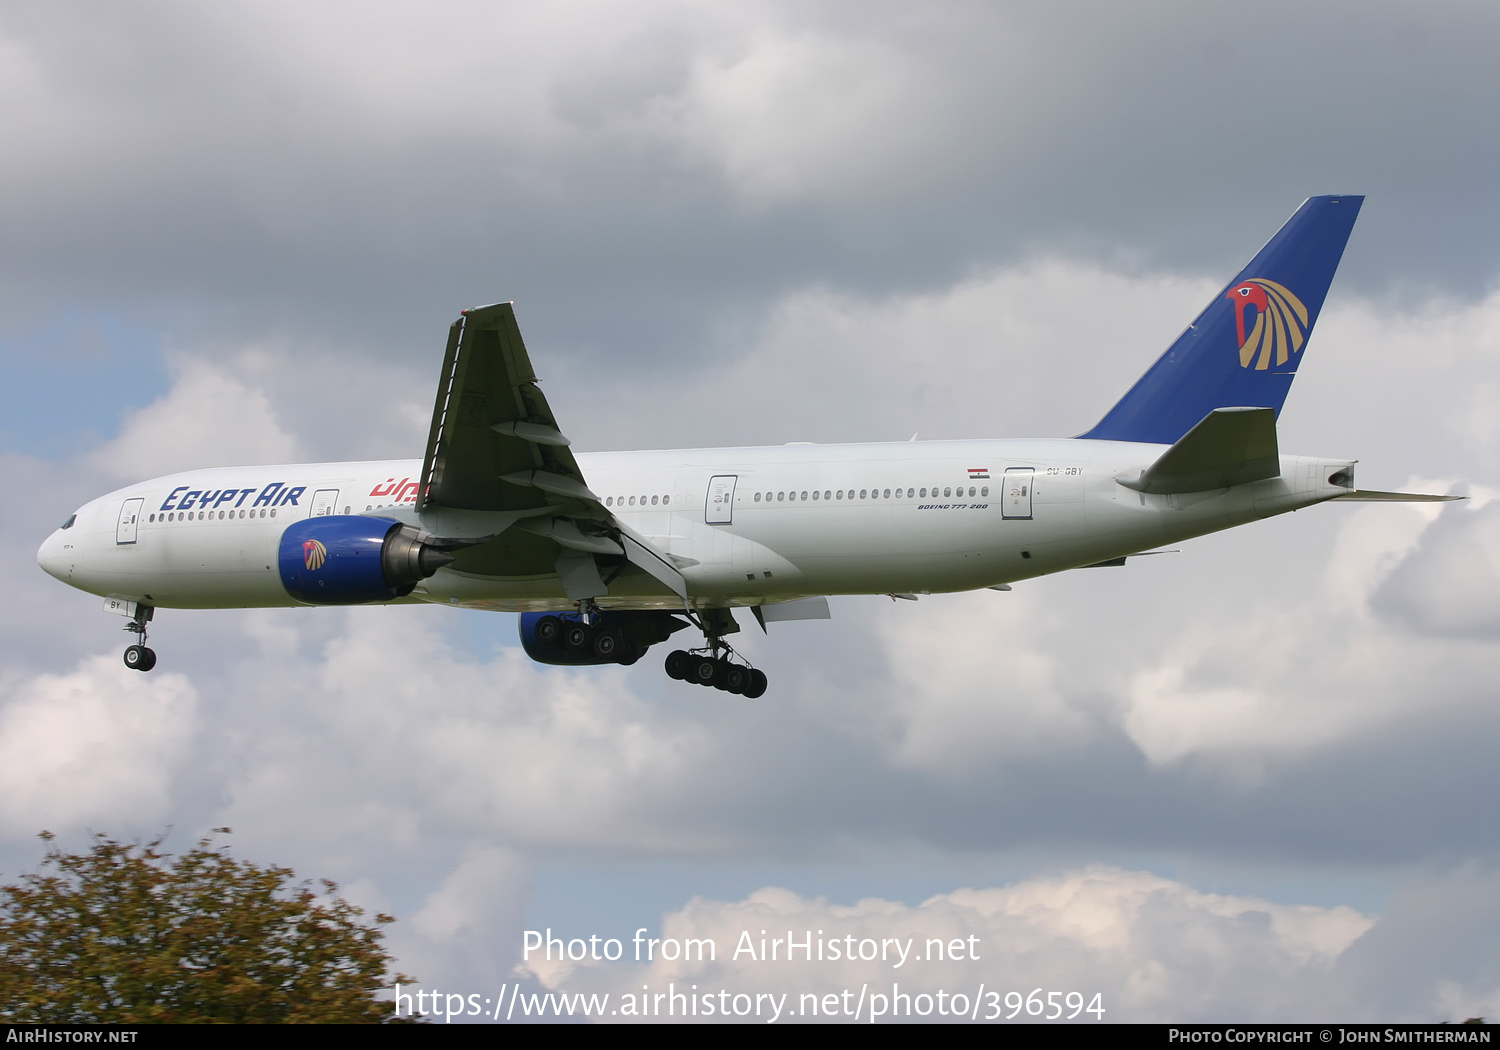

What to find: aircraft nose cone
left=37, top=532, right=69, bottom=581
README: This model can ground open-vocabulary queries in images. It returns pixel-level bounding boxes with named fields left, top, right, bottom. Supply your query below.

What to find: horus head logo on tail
left=1226, top=279, right=1309, bottom=370
left=302, top=538, right=327, bottom=571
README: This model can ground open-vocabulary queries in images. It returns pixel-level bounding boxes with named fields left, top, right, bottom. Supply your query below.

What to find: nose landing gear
left=122, top=604, right=156, bottom=672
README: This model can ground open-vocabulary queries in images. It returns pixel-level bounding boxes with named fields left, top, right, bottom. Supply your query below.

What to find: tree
left=0, top=829, right=417, bottom=1023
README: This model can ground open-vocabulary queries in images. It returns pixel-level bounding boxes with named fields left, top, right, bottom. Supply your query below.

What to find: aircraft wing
left=417, top=302, right=686, bottom=601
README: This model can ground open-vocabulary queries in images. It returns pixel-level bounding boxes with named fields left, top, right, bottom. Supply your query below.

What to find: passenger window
left=859, top=489, right=867, bottom=499
left=982, top=486, right=989, bottom=496
left=800, top=491, right=807, bottom=500
left=883, top=489, right=890, bottom=499
left=651, top=495, right=658, bottom=505
left=944, top=487, right=951, bottom=497
left=824, top=490, right=831, bottom=500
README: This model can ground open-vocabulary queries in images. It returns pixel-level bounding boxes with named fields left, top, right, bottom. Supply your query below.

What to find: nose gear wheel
left=121, top=605, right=157, bottom=672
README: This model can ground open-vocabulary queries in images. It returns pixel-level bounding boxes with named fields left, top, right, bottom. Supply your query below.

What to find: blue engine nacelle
left=520, top=610, right=691, bottom=666
left=279, top=516, right=454, bottom=605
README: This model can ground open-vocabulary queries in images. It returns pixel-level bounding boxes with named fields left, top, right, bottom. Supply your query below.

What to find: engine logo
left=302, top=538, right=327, bottom=571
left=1226, top=279, right=1308, bottom=371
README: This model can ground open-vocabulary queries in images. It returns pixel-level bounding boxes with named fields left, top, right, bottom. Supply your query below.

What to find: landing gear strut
left=122, top=604, right=157, bottom=672
left=664, top=608, right=767, bottom=697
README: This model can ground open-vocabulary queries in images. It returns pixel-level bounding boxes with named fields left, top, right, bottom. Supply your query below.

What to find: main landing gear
left=663, top=649, right=767, bottom=697
left=122, top=604, right=157, bottom=672
left=533, top=613, right=645, bottom=665
left=522, top=604, right=769, bottom=695
left=665, top=607, right=767, bottom=697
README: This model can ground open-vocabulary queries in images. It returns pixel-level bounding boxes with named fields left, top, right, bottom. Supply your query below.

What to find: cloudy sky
left=3, top=0, right=1500, bottom=1023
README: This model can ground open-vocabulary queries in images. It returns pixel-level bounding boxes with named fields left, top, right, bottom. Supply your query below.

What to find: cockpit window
left=60, top=514, right=77, bottom=530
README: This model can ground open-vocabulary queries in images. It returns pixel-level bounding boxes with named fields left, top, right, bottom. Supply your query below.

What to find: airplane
left=36, top=195, right=1455, bottom=697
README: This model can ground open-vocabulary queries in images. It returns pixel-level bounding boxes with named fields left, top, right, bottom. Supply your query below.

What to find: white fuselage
left=36, top=438, right=1354, bottom=613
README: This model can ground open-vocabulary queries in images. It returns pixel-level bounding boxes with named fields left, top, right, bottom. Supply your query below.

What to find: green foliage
left=0, top=829, right=416, bottom=1023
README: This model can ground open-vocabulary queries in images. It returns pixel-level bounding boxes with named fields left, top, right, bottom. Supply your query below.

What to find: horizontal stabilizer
left=1119, top=407, right=1279, bottom=495
left=1329, top=490, right=1463, bottom=502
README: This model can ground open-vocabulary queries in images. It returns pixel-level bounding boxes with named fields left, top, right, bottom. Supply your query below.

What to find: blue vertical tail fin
left=1080, top=195, right=1363, bottom=445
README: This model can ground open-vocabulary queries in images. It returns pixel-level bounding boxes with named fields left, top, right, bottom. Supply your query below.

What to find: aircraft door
left=115, top=498, right=144, bottom=544
left=1003, top=468, right=1034, bottom=520
left=705, top=475, right=737, bottom=525
left=310, top=489, right=340, bottom=518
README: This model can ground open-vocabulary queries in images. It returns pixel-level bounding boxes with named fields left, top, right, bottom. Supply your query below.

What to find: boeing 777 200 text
left=37, top=196, right=1454, bottom=696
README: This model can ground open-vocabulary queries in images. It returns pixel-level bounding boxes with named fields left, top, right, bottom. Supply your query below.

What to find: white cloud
left=875, top=591, right=1093, bottom=773
left=0, top=655, right=196, bottom=834
left=89, top=356, right=301, bottom=480
left=517, top=867, right=1373, bottom=1022
left=565, top=257, right=1214, bottom=450
left=657, top=32, right=936, bottom=205
left=1373, top=499, right=1500, bottom=637
left=212, top=609, right=720, bottom=853
left=395, top=845, right=532, bottom=988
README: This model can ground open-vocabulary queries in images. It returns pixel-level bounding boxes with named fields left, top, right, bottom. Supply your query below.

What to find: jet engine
left=278, top=516, right=454, bottom=604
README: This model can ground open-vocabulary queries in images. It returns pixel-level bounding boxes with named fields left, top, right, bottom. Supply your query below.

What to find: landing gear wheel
left=123, top=645, right=156, bottom=672
left=535, top=615, right=563, bottom=646
left=122, top=604, right=156, bottom=672
left=690, top=656, right=719, bottom=686
left=718, top=662, right=748, bottom=694
left=743, top=668, right=768, bottom=699
left=563, top=623, right=593, bottom=652
left=664, top=650, right=691, bottom=680
left=592, top=629, right=623, bottom=660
